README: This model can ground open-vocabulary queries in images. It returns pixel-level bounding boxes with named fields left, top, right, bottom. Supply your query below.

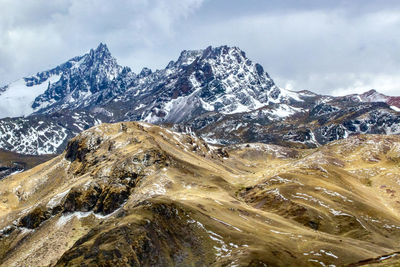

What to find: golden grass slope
left=0, top=122, right=399, bottom=266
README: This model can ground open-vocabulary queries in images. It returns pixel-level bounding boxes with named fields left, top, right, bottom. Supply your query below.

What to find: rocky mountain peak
left=30, top=43, right=124, bottom=113
left=349, top=89, right=400, bottom=109
left=92, top=42, right=110, bottom=56
left=175, top=45, right=251, bottom=70
left=127, top=45, right=281, bottom=124
left=86, top=43, right=117, bottom=69
left=0, top=44, right=399, bottom=157
left=84, top=43, right=120, bottom=74
left=176, top=49, right=203, bottom=66
left=201, top=45, right=246, bottom=60
left=362, top=89, right=378, bottom=95
left=139, top=67, right=152, bottom=77
left=359, top=89, right=387, bottom=101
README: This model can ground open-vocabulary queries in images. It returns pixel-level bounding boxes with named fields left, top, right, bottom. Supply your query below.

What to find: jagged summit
left=173, top=45, right=258, bottom=73
left=0, top=43, right=123, bottom=118
left=202, top=45, right=248, bottom=63
left=0, top=44, right=283, bottom=120
left=0, top=44, right=399, bottom=155
left=359, top=89, right=387, bottom=102
left=175, top=48, right=203, bottom=66
left=85, top=43, right=117, bottom=70
left=31, top=44, right=287, bottom=123
left=363, top=89, right=378, bottom=95
left=175, top=45, right=247, bottom=66
left=30, top=43, right=123, bottom=113
left=122, top=44, right=289, bottom=123
left=92, top=42, right=111, bottom=56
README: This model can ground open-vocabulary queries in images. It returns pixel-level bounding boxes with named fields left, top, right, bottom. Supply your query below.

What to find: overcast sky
left=1, top=0, right=399, bottom=96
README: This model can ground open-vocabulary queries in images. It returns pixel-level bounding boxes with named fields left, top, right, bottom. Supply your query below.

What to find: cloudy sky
left=1, top=0, right=399, bottom=96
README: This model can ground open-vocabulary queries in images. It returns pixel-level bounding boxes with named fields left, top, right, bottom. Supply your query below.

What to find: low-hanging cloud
left=0, top=0, right=399, bottom=96
left=188, top=8, right=400, bottom=95
left=0, top=0, right=203, bottom=83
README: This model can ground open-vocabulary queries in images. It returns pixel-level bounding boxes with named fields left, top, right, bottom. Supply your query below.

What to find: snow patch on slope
left=391, top=106, right=400, bottom=112
left=269, top=104, right=303, bottom=118
left=0, top=75, right=61, bottom=118
left=0, top=118, right=69, bottom=155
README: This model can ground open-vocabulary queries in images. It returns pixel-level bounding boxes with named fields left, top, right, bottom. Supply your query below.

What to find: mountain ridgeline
left=0, top=43, right=399, bottom=155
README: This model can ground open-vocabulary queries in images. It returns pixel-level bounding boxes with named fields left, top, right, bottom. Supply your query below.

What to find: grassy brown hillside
left=0, top=122, right=399, bottom=266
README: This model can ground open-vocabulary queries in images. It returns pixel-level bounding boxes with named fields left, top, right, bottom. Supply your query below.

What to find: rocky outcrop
left=18, top=206, right=51, bottom=229
left=56, top=202, right=216, bottom=266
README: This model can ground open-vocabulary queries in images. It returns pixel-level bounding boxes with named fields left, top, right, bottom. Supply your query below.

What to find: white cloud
left=331, top=73, right=400, bottom=96
left=179, top=9, right=400, bottom=95
left=0, top=0, right=399, bottom=97
left=0, top=0, right=204, bottom=84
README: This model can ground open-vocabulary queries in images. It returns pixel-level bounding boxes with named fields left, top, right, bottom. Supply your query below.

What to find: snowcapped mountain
left=1, top=44, right=302, bottom=122
left=190, top=100, right=400, bottom=148
left=111, top=45, right=303, bottom=124
left=0, top=43, right=126, bottom=119
left=347, top=89, right=400, bottom=111
left=31, top=43, right=126, bottom=114
left=0, top=43, right=399, bottom=155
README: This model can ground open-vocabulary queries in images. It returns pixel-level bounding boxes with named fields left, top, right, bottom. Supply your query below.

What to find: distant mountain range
left=0, top=43, right=399, bottom=155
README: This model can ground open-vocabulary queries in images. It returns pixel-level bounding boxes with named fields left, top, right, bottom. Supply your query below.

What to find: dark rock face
left=309, top=103, right=339, bottom=117
left=11, top=181, right=133, bottom=232
left=62, top=183, right=131, bottom=215
left=18, top=206, right=51, bottom=229
left=63, top=186, right=101, bottom=213
left=55, top=202, right=216, bottom=267
left=0, top=165, right=24, bottom=180
left=65, top=139, right=89, bottom=162
left=93, top=184, right=130, bottom=215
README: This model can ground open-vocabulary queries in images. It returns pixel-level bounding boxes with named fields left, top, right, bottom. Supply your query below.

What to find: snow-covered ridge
left=350, top=89, right=400, bottom=109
